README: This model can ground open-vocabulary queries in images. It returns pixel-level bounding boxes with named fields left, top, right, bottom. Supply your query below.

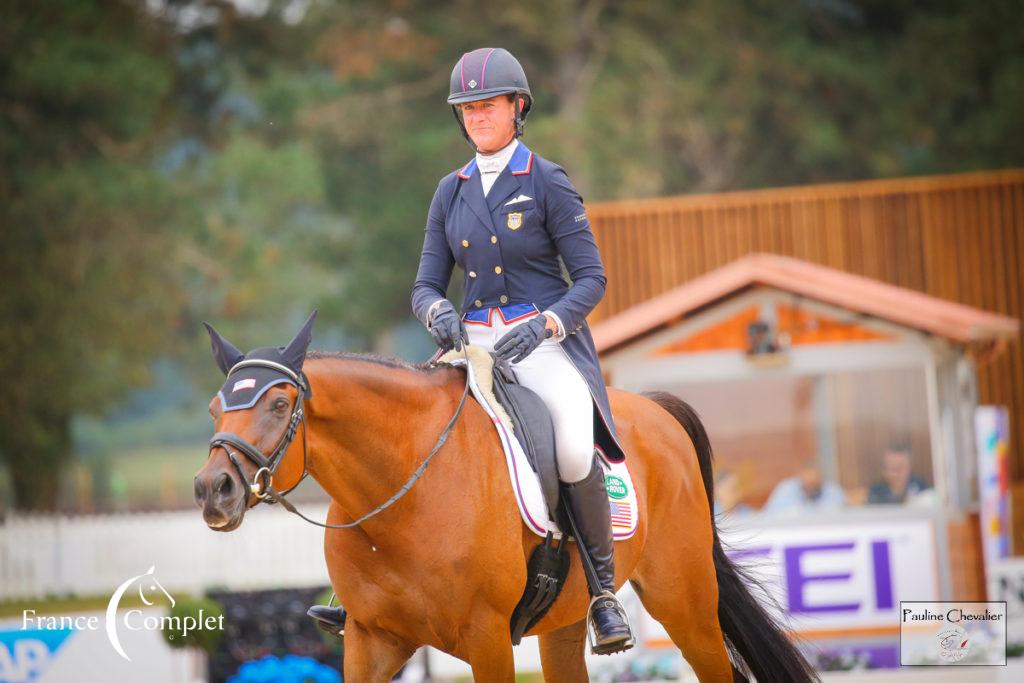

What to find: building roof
left=591, top=253, right=1020, bottom=354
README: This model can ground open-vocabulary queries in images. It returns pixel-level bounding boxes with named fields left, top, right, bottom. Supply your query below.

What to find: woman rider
left=309, top=46, right=633, bottom=655
left=411, top=47, right=634, bottom=654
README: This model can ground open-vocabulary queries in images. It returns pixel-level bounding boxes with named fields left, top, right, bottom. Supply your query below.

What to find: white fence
left=0, top=505, right=333, bottom=600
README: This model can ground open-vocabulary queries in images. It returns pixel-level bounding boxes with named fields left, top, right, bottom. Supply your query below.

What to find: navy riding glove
left=428, top=300, right=467, bottom=351
left=494, top=315, right=552, bottom=364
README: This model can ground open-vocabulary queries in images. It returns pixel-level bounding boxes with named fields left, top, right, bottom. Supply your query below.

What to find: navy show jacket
left=411, top=142, right=625, bottom=463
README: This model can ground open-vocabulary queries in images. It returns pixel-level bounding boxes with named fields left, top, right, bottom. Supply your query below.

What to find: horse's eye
left=274, top=398, right=289, bottom=411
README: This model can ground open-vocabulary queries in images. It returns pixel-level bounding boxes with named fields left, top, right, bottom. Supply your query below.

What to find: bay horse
left=194, top=315, right=818, bottom=682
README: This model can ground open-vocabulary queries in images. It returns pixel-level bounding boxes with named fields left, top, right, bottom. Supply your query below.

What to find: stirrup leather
left=586, top=591, right=636, bottom=655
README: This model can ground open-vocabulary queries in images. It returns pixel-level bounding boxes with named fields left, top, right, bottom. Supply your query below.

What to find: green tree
left=0, top=0, right=181, bottom=509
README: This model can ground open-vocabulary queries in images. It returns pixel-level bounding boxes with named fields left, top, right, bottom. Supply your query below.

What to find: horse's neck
left=302, top=356, right=455, bottom=527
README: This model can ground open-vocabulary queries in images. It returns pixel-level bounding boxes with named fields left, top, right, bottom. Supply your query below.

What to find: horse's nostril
left=217, top=472, right=233, bottom=496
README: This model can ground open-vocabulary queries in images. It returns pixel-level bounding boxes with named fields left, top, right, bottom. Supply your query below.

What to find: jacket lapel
left=456, top=160, right=494, bottom=233
left=457, top=143, right=535, bottom=231
left=486, top=142, right=534, bottom=212
left=486, top=169, right=522, bottom=212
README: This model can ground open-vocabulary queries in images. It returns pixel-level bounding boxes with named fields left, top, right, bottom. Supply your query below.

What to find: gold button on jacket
left=494, top=266, right=502, bottom=274
left=462, top=239, right=469, bottom=247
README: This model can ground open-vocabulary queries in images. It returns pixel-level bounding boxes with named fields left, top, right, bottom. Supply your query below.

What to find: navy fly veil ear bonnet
left=203, top=311, right=317, bottom=411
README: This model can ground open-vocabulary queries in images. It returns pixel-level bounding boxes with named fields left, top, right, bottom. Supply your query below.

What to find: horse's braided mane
left=306, top=349, right=446, bottom=374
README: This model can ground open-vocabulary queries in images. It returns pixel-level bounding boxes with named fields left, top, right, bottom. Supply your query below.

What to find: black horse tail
left=643, top=391, right=819, bottom=683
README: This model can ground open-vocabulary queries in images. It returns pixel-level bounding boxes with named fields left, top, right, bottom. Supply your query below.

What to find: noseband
left=206, top=349, right=472, bottom=529
left=208, top=358, right=311, bottom=506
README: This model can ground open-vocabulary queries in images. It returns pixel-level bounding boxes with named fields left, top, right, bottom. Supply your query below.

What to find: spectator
left=763, top=464, right=845, bottom=513
left=868, top=446, right=929, bottom=504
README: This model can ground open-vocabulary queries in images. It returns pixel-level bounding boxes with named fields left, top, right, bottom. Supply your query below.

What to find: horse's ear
left=281, top=310, right=318, bottom=370
left=203, top=322, right=245, bottom=376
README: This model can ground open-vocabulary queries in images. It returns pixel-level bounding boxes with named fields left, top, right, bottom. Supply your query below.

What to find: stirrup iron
left=586, top=591, right=635, bottom=655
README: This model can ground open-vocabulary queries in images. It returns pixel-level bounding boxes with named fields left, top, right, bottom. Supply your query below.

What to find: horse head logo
left=105, top=565, right=175, bottom=661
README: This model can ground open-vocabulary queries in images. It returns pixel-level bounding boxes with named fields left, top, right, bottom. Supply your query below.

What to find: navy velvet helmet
left=448, top=47, right=533, bottom=144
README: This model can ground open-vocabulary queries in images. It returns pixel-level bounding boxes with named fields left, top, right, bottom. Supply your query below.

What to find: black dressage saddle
left=489, top=358, right=561, bottom=517
left=488, top=357, right=573, bottom=644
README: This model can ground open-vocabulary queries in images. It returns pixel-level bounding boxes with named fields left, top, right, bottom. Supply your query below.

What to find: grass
left=109, top=442, right=206, bottom=500
left=61, top=442, right=208, bottom=511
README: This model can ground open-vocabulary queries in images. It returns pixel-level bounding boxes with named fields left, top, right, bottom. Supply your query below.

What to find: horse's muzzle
left=194, top=468, right=246, bottom=531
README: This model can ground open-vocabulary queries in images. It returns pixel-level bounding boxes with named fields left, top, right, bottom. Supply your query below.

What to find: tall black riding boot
left=563, top=456, right=635, bottom=655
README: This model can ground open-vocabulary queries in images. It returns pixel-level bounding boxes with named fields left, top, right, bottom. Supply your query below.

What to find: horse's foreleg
left=538, top=618, right=588, bottom=682
left=467, top=644, right=515, bottom=682
left=462, top=614, right=517, bottom=683
left=342, top=618, right=416, bottom=682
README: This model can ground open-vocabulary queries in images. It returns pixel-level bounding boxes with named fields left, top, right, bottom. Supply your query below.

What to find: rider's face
left=460, top=95, right=521, bottom=153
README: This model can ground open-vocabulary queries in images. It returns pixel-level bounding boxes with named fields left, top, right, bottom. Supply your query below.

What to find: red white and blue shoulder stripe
left=457, top=158, right=478, bottom=180
left=509, top=142, right=533, bottom=176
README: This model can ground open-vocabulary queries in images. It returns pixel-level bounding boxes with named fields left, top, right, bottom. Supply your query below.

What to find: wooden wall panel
left=587, top=170, right=1024, bottom=493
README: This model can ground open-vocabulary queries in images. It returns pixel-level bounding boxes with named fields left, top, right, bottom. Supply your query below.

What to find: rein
left=207, top=348, right=472, bottom=530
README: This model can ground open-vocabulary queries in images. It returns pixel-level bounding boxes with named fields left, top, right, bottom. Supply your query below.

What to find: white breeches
left=464, top=309, right=595, bottom=483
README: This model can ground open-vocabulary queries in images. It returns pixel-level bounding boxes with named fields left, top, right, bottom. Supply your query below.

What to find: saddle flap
left=490, top=364, right=560, bottom=518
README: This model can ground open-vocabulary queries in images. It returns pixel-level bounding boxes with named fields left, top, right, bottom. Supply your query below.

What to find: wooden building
left=586, top=169, right=1024, bottom=552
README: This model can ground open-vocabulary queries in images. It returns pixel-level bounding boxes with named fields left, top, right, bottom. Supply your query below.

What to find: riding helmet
left=448, top=48, right=533, bottom=145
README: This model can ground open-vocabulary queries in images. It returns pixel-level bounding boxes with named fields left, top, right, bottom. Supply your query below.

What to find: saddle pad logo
left=605, top=475, right=628, bottom=499
left=232, top=378, right=256, bottom=392
left=507, top=212, right=523, bottom=230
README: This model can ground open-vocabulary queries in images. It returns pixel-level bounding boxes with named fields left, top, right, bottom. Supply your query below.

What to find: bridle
left=209, top=358, right=312, bottom=506
left=206, top=350, right=471, bottom=530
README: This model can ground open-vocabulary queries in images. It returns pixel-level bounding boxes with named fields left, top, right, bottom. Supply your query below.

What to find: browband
left=229, top=358, right=304, bottom=387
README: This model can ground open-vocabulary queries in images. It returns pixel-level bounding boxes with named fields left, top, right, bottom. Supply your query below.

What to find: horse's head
left=194, top=311, right=317, bottom=531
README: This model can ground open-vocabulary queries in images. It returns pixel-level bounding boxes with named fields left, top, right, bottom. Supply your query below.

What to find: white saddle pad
left=438, top=349, right=638, bottom=541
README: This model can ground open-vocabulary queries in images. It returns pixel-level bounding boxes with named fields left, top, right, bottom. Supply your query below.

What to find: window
left=671, top=366, right=935, bottom=515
